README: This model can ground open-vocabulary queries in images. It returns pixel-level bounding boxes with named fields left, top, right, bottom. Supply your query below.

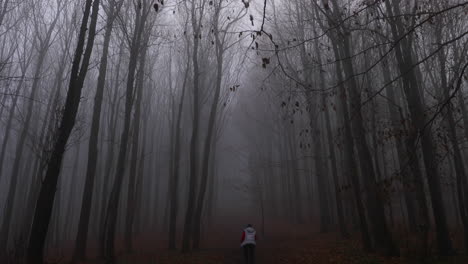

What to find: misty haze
left=0, top=0, right=468, bottom=263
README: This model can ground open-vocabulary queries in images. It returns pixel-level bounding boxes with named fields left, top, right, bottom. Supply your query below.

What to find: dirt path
left=223, top=249, right=242, bottom=264
left=61, top=233, right=468, bottom=264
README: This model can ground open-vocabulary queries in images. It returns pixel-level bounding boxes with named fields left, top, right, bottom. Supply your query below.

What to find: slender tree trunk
left=26, top=0, right=100, bottom=262
left=289, top=125, right=303, bottom=224
left=385, top=0, right=454, bottom=255
left=21, top=56, right=67, bottom=243
left=318, top=59, right=349, bottom=237
left=322, top=0, right=398, bottom=253
left=379, top=54, right=426, bottom=233
left=101, top=4, right=148, bottom=262
left=0, top=10, right=61, bottom=251
left=329, top=34, right=372, bottom=252
left=133, top=114, right=149, bottom=235
left=205, top=143, right=218, bottom=225
left=0, top=72, right=26, bottom=183
left=124, top=30, right=150, bottom=253
left=436, top=27, right=468, bottom=251
left=73, top=1, right=122, bottom=261
left=192, top=10, right=225, bottom=248
left=98, top=40, right=125, bottom=251
left=168, top=53, right=189, bottom=250
left=315, top=2, right=372, bottom=249
left=339, top=28, right=397, bottom=255
left=182, top=1, right=202, bottom=252
left=64, top=142, right=82, bottom=237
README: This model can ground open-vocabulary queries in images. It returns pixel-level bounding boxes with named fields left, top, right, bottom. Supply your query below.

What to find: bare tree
left=26, top=0, right=100, bottom=262
left=0, top=0, right=62, bottom=252
left=72, top=0, right=124, bottom=261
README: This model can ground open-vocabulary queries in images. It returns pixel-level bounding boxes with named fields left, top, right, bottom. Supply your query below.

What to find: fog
left=0, top=0, right=468, bottom=263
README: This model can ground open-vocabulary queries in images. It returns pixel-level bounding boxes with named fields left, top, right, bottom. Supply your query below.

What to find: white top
left=241, top=227, right=256, bottom=247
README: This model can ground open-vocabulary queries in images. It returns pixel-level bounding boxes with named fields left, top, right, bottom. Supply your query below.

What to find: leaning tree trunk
left=379, top=53, right=428, bottom=233
left=21, top=50, right=68, bottom=243
left=315, top=3, right=372, bottom=250
left=101, top=4, right=148, bottom=262
left=324, top=0, right=398, bottom=254
left=73, top=1, right=122, bottom=261
left=342, top=32, right=398, bottom=256
left=0, top=9, right=61, bottom=252
left=316, top=47, right=349, bottom=237
left=445, top=69, right=468, bottom=253
left=26, top=0, right=100, bottom=263
left=328, top=29, right=372, bottom=253
left=384, top=0, right=454, bottom=255
left=436, top=28, right=468, bottom=251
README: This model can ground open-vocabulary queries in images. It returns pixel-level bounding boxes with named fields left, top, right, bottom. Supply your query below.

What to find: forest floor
left=68, top=233, right=468, bottom=264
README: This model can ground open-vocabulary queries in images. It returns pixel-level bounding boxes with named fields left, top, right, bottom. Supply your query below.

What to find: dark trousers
left=242, top=244, right=255, bottom=264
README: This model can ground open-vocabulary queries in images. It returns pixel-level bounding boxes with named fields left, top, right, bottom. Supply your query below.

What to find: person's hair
left=247, top=224, right=252, bottom=227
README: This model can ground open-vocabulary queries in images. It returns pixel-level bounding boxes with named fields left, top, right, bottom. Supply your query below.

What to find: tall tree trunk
left=445, top=71, right=468, bottom=253
left=328, top=31, right=372, bottom=252
left=379, top=54, right=427, bottom=233
left=0, top=9, right=61, bottom=251
left=133, top=114, right=149, bottom=235
left=436, top=25, right=468, bottom=251
left=26, top=0, right=100, bottom=262
left=101, top=4, right=148, bottom=262
left=182, top=1, right=203, bottom=252
left=317, top=55, right=349, bottom=237
left=385, top=0, right=454, bottom=255
left=344, top=35, right=397, bottom=256
left=315, top=2, right=372, bottom=250
left=168, top=52, right=189, bottom=250
left=324, top=0, right=398, bottom=254
left=97, top=40, right=125, bottom=251
left=289, top=125, right=303, bottom=224
left=73, top=1, right=122, bottom=261
left=64, top=143, right=82, bottom=240
left=21, top=55, right=67, bottom=243
left=317, top=128, right=332, bottom=232
left=124, top=29, right=150, bottom=253
left=192, top=9, right=224, bottom=248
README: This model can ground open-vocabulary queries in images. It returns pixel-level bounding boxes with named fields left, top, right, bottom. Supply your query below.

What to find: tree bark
left=192, top=5, right=225, bottom=248
left=0, top=7, right=60, bottom=252
left=101, top=3, right=148, bottom=262
left=326, top=19, right=372, bottom=253
left=26, top=0, right=100, bottom=262
left=168, top=49, right=189, bottom=250
left=124, top=29, right=150, bottom=253
left=182, top=0, right=203, bottom=252
left=436, top=24, right=468, bottom=252
left=73, top=1, right=122, bottom=261
left=384, top=0, right=454, bottom=255
left=317, top=49, right=349, bottom=237
left=323, top=0, right=398, bottom=254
